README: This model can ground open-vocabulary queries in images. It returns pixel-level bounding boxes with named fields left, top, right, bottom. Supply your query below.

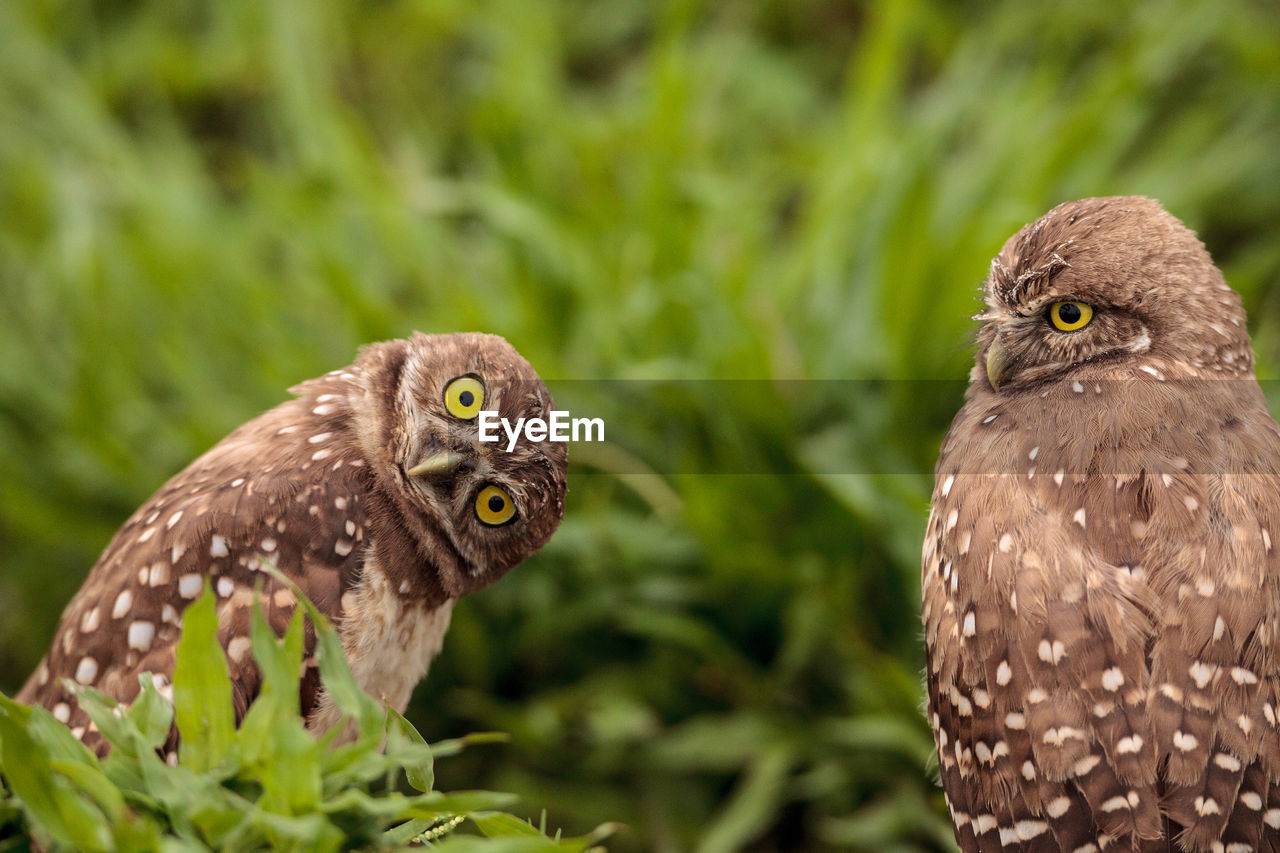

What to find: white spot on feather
left=1189, top=661, right=1216, bottom=689
left=1038, top=639, right=1066, bottom=664
left=178, top=574, right=202, bottom=599
left=127, top=621, right=155, bottom=651
left=1195, top=796, right=1221, bottom=816
left=1100, top=795, right=1130, bottom=812
left=1046, top=797, right=1071, bottom=818
left=80, top=607, right=100, bottom=633
left=53, top=703, right=70, bottom=723
left=1072, top=755, right=1100, bottom=776
left=75, top=657, right=98, bottom=684
left=1116, top=735, right=1143, bottom=755
left=227, top=636, right=252, bottom=663
left=996, top=660, right=1012, bottom=686
left=1231, top=667, right=1259, bottom=685
left=112, top=590, right=132, bottom=619
left=210, top=536, right=229, bottom=558
left=1042, top=726, right=1085, bottom=746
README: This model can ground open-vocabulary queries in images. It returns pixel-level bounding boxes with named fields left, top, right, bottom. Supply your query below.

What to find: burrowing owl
left=923, top=197, right=1280, bottom=851
left=17, top=332, right=567, bottom=755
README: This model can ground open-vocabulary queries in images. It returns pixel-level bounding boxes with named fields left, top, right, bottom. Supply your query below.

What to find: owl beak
left=407, top=452, right=466, bottom=477
left=985, top=340, right=1017, bottom=390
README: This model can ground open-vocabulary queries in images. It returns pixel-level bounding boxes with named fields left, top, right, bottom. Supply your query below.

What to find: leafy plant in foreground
left=0, top=582, right=615, bottom=851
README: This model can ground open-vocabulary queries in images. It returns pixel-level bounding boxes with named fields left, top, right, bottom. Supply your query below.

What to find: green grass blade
left=171, top=585, right=235, bottom=773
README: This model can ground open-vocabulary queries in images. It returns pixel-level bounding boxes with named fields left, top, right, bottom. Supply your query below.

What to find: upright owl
left=17, top=332, right=567, bottom=755
left=923, top=197, right=1280, bottom=852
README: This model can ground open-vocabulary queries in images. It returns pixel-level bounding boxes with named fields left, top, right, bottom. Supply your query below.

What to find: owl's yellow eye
left=474, top=484, right=517, bottom=526
left=1048, top=301, right=1094, bottom=332
left=443, top=375, right=485, bottom=420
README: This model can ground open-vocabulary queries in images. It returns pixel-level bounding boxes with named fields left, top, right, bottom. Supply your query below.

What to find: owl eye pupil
left=1057, top=303, right=1081, bottom=324
left=458, top=391, right=475, bottom=408
left=488, top=494, right=505, bottom=513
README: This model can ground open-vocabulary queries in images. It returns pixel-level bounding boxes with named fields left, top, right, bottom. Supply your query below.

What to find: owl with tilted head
left=17, top=332, right=567, bottom=756
left=923, top=197, right=1280, bottom=852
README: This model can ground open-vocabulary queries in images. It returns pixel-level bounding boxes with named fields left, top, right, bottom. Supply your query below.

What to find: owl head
left=349, top=332, right=567, bottom=598
left=976, top=196, right=1252, bottom=392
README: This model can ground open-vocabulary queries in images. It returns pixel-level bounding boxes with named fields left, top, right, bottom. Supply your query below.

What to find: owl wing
left=1145, top=406, right=1280, bottom=853
left=924, top=468, right=1163, bottom=853
left=925, top=386, right=1280, bottom=853
left=16, top=372, right=371, bottom=755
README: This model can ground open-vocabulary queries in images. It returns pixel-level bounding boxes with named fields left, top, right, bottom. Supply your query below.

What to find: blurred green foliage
left=1, top=0, right=1278, bottom=850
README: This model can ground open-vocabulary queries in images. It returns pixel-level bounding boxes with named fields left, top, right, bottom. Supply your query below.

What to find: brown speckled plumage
left=924, top=197, right=1280, bottom=852
left=18, top=332, right=567, bottom=757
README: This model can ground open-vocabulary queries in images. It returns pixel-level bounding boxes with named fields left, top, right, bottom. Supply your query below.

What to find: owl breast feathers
left=17, top=332, right=567, bottom=758
left=924, top=197, right=1280, bottom=852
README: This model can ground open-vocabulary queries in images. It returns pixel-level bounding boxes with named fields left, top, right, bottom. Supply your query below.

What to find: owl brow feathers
left=990, top=251, right=1070, bottom=306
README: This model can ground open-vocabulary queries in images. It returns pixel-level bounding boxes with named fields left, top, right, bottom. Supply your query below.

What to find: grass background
left=2, top=1, right=1279, bottom=850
